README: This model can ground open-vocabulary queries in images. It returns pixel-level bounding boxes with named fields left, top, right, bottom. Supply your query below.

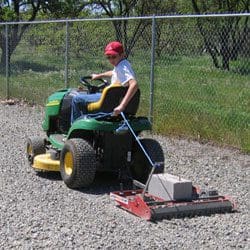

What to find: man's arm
left=92, top=71, right=113, bottom=80
left=113, top=78, right=138, bottom=116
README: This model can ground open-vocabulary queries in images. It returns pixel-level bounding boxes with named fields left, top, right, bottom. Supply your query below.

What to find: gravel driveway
left=0, top=101, right=249, bottom=249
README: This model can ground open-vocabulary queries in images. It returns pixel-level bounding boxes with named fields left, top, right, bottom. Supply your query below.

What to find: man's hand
left=113, top=104, right=125, bottom=116
left=91, top=74, right=100, bottom=80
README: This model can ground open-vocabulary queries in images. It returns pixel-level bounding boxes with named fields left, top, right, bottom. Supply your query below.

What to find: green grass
left=0, top=52, right=249, bottom=152
left=149, top=56, right=250, bottom=152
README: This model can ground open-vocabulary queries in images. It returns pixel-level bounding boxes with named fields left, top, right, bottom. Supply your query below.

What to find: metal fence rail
left=0, top=14, right=249, bottom=151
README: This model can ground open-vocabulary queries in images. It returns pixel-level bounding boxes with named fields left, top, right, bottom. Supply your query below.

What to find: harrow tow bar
left=120, top=112, right=163, bottom=199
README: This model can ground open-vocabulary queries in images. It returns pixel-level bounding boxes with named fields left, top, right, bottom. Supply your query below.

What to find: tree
left=41, top=0, right=89, bottom=18
left=89, top=0, right=186, bottom=57
left=191, top=0, right=249, bottom=70
left=137, top=0, right=194, bottom=58
left=88, top=0, right=149, bottom=56
left=0, top=0, right=42, bottom=66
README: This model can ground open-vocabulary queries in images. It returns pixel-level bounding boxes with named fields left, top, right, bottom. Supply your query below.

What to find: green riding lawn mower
left=26, top=76, right=236, bottom=221
left=26, top=76, right=165, bottom=189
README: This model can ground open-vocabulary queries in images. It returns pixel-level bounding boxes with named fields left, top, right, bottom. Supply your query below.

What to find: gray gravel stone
left=0, top=102, right=249, bottom=249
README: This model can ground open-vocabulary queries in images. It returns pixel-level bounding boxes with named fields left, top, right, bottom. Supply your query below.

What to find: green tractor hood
left=42, top=89, right=69, bottom=131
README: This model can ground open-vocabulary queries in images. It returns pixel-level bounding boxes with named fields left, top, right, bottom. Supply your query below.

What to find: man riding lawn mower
left=26, top=76, right=164, bottom=189
left=26, top=41, right=165, bottom=189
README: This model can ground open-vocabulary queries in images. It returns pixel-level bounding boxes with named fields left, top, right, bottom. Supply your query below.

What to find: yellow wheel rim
left=27, top=144, right=32, bottom=156
left=64, top=151, right=74, bottom=176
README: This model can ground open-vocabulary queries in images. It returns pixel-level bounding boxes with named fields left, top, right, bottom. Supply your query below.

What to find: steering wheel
left=80, top=76, right=109, bottom=94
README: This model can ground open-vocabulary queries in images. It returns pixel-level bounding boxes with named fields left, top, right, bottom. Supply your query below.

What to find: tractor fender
left=67, top=117, right=152, bottom=139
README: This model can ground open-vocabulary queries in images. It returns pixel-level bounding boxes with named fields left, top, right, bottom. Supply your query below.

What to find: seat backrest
left=87, top=84, right=140, bottom=115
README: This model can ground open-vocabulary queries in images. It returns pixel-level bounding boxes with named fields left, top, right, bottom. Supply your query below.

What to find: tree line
left=0, top=0, right=249, bottom=71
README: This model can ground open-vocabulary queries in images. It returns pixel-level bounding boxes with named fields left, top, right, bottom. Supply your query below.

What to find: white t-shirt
left=111, top=59, right=136, bottom=86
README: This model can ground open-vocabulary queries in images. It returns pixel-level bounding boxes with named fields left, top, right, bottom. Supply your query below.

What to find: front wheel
left=130, top=138, right=165, bottom=183
left=26, top=137, right=46, bottom=167
left=60, top=138, right=97, bottom=189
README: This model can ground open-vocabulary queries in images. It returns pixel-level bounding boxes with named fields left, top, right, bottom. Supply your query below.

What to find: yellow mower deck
left=33, top=153, right=60, bottom=172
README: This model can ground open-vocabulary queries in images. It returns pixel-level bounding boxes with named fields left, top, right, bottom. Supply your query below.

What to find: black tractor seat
left=87, top=83, right=140, bottom=115
left=58, top=84, right=140, bottom=132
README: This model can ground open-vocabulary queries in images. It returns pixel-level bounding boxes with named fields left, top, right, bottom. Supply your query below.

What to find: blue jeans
left=71, top=92, right=101, bottom=124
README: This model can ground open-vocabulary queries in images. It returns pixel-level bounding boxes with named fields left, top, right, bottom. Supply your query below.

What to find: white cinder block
left=148, top=173, right=193, bottom=201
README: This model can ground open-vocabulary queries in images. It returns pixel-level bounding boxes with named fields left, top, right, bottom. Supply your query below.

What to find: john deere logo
left=46, top=100, right=60, bottom=106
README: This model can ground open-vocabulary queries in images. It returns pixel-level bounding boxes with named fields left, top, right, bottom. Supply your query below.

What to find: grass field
left=0, top=52, right=249, bottom=152
left=155, top=56, right=249, bottom=150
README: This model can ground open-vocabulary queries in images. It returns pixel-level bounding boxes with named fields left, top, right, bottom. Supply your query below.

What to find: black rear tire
left=60, top=138, right=97, bottom=189
left=26, top=137, right=46, bottom=166
left=130, top=138, right=165, bottom=183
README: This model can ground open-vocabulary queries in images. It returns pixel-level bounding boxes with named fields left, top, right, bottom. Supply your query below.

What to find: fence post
left=149, top=15, right=156, bottom=124
left=65, top=21, right=69, bottom=88
left=5, top=24, right=10, bottom=99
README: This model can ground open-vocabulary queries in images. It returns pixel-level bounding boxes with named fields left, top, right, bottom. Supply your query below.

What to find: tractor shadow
left=36, top=171, right=131, bottom=195
left=36, top=171, right=62, bottom=180
left=77, top=172, right=133, bottom=195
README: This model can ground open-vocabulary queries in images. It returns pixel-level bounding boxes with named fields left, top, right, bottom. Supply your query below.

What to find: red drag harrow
left=110, top=112, right=236, bottom=221
left=110, top=187, right=236, bottom=221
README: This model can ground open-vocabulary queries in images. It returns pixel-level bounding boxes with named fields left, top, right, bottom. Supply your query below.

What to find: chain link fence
left=0, top=14, right=249, bottom=151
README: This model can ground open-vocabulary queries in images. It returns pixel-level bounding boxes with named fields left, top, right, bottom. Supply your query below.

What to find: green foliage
left=0, top=6, right=16, bottom=20
left=191, top=0, right=250, bottom=70
left=191, top=0, right=249, bottom=13
left=0, top=1, right=41, bottom=21
left=25, top=22, right=66, bottom=55
left=41, top=0, right=90, bottom=18
left=69, top=21, right=114, bottom=58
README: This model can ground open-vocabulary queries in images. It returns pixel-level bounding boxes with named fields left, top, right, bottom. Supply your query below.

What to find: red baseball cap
left=104, top=41, right=124, bottom=55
